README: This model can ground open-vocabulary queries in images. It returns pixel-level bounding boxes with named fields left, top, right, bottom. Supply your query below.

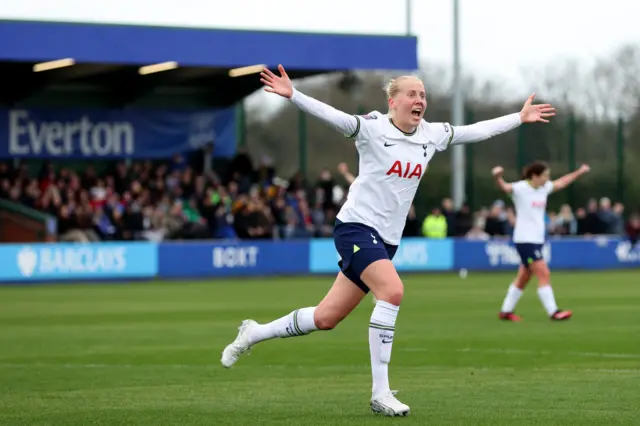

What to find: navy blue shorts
left=333, top=220, right=398, bottom=293
left=514, top=243, right=544, bottom=267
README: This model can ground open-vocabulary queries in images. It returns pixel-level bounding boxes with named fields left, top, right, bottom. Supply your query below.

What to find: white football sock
left=500, top=284, right=523, bottom=313
left=537, top=286, right=558, bottom=316
left=248, top=307, right=318, bottom=345
left=369, top=300, right=400, bottom=398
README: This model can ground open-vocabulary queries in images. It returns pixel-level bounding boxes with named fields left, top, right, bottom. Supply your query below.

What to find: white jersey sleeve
left=425, top=113, right=522, bottom=151
left=511, top=180, right=527, bottom=198
left=350, top=111, right=385, bottom=141
left=450, top=113, right=522, bottom=145
left=543, top=180, right=554, bottom=194
left=289, top=89, right=377, bottom=141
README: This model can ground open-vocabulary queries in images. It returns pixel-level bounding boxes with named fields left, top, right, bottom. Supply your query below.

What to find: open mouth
left=411, top=108, right=422, bottom=118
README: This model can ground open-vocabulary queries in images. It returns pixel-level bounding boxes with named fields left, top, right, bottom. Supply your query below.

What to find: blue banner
left=309, top=238, right=454, bottom=273
left=0, top=107, right=236, bottom=159
left=454, top=238, right=640, bottom=271
left=0, top=242, right=157, bottom=282
left=158, top=241, right=310, bottom=278
left=1, top=237, right=636, bottom=284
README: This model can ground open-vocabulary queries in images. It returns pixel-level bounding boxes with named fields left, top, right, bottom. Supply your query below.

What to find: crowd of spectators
left=0, top=150, right=341, bottom=243
left=424, top=196, right=640, bottom=243
left=0, top=152, right=638, bottom=244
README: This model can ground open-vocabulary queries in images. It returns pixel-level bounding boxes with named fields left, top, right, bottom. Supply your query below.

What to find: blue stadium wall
left=0, top=237, right=637, bottom=283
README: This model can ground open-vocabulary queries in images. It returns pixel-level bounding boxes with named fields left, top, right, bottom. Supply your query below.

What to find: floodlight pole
left=451, top=0, right=465, bottom=209
left=406, top=0, right=412, bottom=36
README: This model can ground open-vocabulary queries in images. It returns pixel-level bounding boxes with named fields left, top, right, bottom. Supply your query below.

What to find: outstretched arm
left=261, top=65, right=359, bottom=138
left=551, top=164, right=590, bottom=192
left=491, top=166, right=513, bottom=194
left=450, top=94, right=556, bottom=146
left=450, top=113, right=522, bottom=145
left=290, top=89, right=360, bottom=138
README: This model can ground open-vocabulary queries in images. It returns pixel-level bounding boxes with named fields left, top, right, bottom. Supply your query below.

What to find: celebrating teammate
left=221, top=64, right=555, bottom=417
left=493, top=162, right=590, bottom=321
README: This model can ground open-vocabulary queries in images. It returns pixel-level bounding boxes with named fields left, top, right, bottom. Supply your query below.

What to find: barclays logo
left=17, top=246, right=38, bottom=277
left=15, top=245, right=127, bottom=277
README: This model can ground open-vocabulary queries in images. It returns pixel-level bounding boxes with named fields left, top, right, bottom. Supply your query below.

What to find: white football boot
left=370, top=390, right=410, bottom=417
left=220, top=319, right=256, bottom=368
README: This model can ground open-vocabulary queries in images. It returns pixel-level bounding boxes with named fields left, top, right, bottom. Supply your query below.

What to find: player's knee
left=515, top=280, right=527, bottom=290
left=376, top=285, right=404, bottom=306
left=361, top=260, right=404, bottom=306
left=314, top=316, right=339, bottom=331
left=387, top=293, right=404, bottom=307
left=313, top=310, right=340, bottom=330
left=532, top=263, right=550, bottom=283
left=536, top=273, right=551, bottom=285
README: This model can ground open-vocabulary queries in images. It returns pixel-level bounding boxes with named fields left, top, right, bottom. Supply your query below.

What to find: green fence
left=463, top=112, right=632, bottom=211
left=238, top=101, right=637, bottom=214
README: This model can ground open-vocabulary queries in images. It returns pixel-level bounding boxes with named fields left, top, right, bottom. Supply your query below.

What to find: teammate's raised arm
left=337, top=162, right=356, bottom=185
left=448, top=94, right=556, bottom=146
left=261, top=65, right=360, bottom=138
left=551, top=164, right=590, bottom=192
left=491, top=166, right=513, bottom=193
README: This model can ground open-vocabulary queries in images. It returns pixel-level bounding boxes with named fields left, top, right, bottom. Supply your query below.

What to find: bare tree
left=594, top=44, right=640, bottom=119
left=522, top=44, right=640, bottom=121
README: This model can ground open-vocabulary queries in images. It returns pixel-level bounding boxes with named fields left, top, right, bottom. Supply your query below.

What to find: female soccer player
left=221, top=64, right=555, bottom=417
left=492, top=161, right=590, bottom=322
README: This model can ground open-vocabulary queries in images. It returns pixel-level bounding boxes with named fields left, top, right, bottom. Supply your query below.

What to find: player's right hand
left=579, top=164, right=591, bottom=174
left=338, top=162, right=349, bottom=175
left=491, top=166, right=504, bottom=177
left=261, top=64, right=293, bottom=99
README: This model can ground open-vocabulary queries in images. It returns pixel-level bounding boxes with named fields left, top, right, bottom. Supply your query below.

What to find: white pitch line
left=403, top=347, right=640, bottom=359
left=0, top=360, right=639, bottom=374
left=0, top=363, right=215, bottom=369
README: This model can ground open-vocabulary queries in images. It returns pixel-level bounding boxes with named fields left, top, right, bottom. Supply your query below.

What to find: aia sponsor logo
left=386, top=161, right=423, bottom=179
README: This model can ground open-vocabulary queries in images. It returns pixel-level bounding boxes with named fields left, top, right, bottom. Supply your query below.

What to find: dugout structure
left=0, top=21, right=417, bottom=108
left=0, top=20, right=417, bottom=241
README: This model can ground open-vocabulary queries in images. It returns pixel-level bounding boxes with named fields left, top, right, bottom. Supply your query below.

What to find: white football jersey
left=337, top=111, right=454, bottom=245
left=511, top=180, right=554, bottom=244
left=288, top=88, right=522, bottom=245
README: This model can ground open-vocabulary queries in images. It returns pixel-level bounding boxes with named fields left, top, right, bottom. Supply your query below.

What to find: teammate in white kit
left=221, top=65, right=556, bottom=416
left=492, top=161, right=590, bottom=321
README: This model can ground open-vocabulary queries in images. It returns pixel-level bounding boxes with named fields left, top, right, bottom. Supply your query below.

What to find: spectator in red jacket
left=626, top=213, right=640, bottom=246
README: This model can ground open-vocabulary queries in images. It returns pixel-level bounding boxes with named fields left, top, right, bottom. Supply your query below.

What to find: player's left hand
left=519, top=94, right=556, bottom=124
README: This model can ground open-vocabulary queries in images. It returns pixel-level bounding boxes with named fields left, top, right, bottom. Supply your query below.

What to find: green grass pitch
left=0, top=270, right=639, bottom=425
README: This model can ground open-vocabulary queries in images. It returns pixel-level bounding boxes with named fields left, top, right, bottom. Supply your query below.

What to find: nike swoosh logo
left=384, top=142, right=396, bottom=147
left=382, top=339, right=393, bottom=344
